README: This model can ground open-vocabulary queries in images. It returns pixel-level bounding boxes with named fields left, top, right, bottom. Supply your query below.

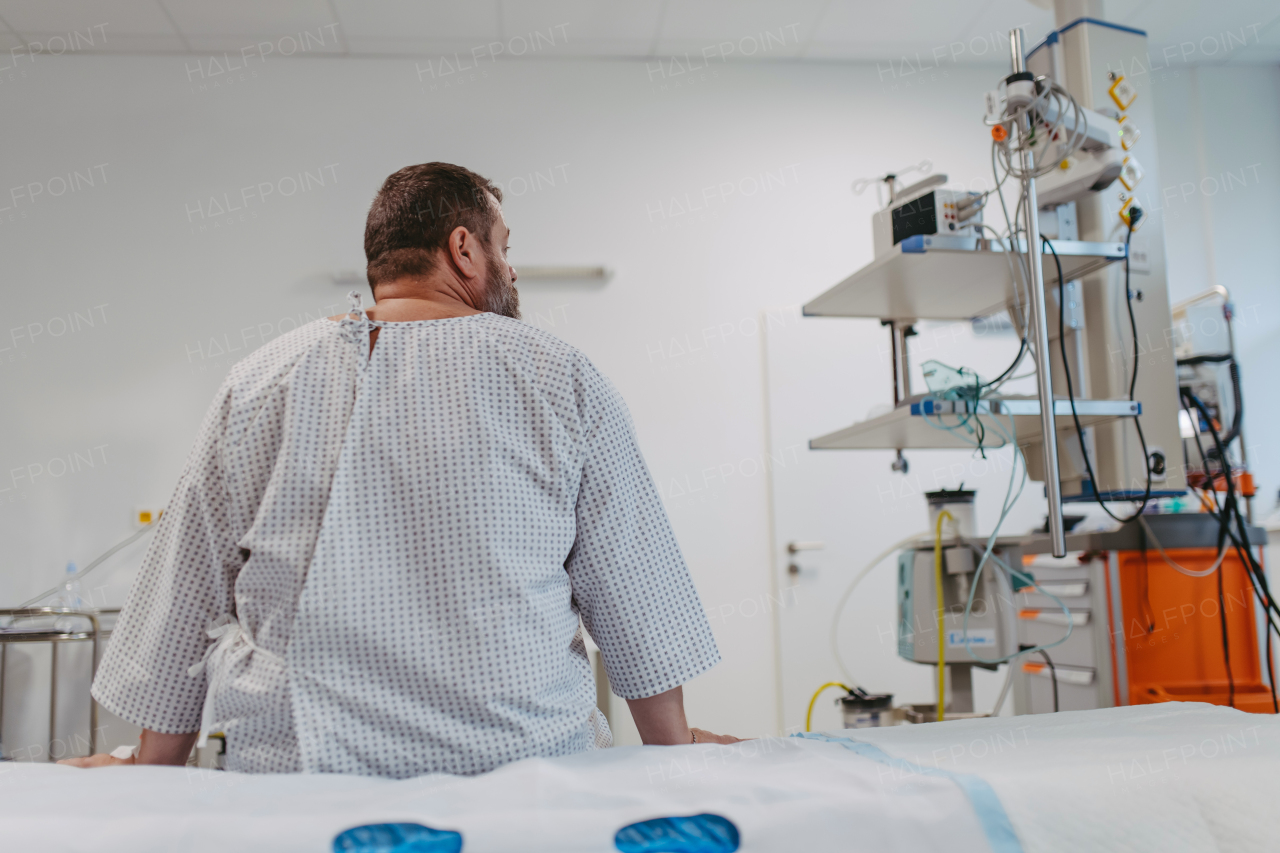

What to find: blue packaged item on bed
left=333, top=822, right=463, bottom=853
left=614, top=813, right=740, bottom=853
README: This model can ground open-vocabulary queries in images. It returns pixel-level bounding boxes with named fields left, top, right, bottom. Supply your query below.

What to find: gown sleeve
left=564, top=363, right=720, bottom=700
left=91, top=381, right=242, bottom=734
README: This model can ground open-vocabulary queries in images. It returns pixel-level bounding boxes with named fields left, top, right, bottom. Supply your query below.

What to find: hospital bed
left=0, top=702, right=1275, bottom=852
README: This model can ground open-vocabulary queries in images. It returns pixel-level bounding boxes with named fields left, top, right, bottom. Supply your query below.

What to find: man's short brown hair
left=364, top=163, right=504, bottom=288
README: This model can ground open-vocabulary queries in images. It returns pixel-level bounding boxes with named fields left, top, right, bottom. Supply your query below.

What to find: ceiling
left=0, top=0, right=1276, bottom=64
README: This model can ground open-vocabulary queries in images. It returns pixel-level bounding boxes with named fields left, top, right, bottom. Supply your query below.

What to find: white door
left=762, top=309, right=1044, bottom=733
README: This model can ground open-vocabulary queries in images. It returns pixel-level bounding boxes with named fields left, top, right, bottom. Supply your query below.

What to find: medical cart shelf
left=809, top=395, right=1141, bottom=451
left=803, top=235, right=1126, bottom=321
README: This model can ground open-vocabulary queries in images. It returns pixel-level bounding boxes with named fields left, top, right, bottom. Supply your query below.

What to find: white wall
left=1, top=51, right=1277, bottom=758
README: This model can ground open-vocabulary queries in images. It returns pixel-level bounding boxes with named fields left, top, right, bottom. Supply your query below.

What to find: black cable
left=1184, top=390, right=1279, bottom=711
left=1185, top=399, right=1280, bottom=637
left=1177, top=343, right=1280, bottom=641
left=1231, top=532, right=1280, bottom=646
left=972, top=374, right=987, bottom=458
left=1123, top=224, right=1141, bottom=400
left=1184, top=391, right=1235, bottom=537
left=1187, top=391, right=1236, bottom=709
left=1216, top=539, right=1235, bottom=708
left=1202, top=409, right=1235, bottom=710
left=1219, top=360, right=1243, bottom=452
left=1043, top=218, right=1270, bottom=713
left=1270, top=632, right=1279, bottom=714
left=980, top=336, right=1028, bottom=393
left=1176, top=354, right=1234, bottom=366
left=1038, top=649, right=1060, bottom=712
left=1231, top=512, right=1278, bottom=622
left=1045, top=234, right=1152, bottom=522
left=1180, top=390, right=1223, bottom=513
left=980, top=141, right=1031, bottom=398
left=1234, top=536, right=1280, bottom=714
left=1215, top=500, right=1280, bottom=639
left=1179, top=357, right=1243, bottom=460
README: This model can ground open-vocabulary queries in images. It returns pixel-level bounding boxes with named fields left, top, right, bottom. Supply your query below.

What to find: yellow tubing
left=934, top=510, right=954, bottom=723
left=805, top=682, right=850, bottom=732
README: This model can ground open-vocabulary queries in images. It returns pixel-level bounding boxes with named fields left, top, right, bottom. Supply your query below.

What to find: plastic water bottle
left=54, top=561, right=83, bottom=632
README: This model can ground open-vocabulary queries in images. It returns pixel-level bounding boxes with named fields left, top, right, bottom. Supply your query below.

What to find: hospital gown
left=91, top=300, right=720, bottom=777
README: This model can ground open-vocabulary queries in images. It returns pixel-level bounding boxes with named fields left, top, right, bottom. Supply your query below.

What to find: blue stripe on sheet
left=794, top=733, right=1023, bottom=853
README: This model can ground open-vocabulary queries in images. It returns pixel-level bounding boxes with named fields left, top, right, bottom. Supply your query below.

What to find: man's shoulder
left=475, top=313, right=576, bottom=350
left=475, top=314, right=598, bottom=373
left=223, top=318, right=338, bottom=387
left=475, top=315, right=623, bottom=407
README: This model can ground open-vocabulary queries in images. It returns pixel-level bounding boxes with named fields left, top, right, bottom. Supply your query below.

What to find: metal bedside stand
left=0, top=607, right=120, bottom=761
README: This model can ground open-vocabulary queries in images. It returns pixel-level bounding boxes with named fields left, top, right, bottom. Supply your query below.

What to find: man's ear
left=449, top=225, right=481, bottom=278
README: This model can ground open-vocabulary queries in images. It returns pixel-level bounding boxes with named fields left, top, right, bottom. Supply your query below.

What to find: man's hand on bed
left=59, top=751, right=135, bottom=768
left=690, top=727, right=743, bottom=745
left=625, top=686, right=745, bottom=745
left=58, top=729, right=199, bottom=767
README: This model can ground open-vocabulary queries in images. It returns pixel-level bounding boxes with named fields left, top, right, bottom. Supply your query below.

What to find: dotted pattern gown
left=91, top=297, right=720, bottom=777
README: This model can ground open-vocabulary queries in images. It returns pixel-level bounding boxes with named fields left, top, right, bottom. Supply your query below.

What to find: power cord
left=1182, top=389, right=1278, bottom=710
left=1217, top=534, right=1235, bottom=709
left=1038, top=649, right=1060, bottom=712
left=1043, top=223, right=1152, bottom=523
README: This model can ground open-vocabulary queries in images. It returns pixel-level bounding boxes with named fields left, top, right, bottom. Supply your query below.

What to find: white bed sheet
left=842, top=702, right=1280, bottom=853
left=0, top=734, right=989, bottom=853
left=0, top=702, right=1274, bottom=853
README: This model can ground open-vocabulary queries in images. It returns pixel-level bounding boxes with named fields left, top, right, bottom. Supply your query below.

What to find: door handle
left=786, top=541, right=824, bottom=575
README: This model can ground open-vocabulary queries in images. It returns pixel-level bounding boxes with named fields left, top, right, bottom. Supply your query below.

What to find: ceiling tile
left=21, top=30, right=187, bottom=53
left=802, top=38, right=979, bottom=63
left=0, top=0, right=1269, bottom=65
left=807, top=0, right=975, bottom=57
left=0, top=0, right=174, bottom=36
left=161, top=0, right=334, bottom=36
left=659, top=0, right=827, bottom=42
left=184, top=32, right=343, bottom=54
left=652, top=36, right=805, bottom=60
left=343, top=36, right=504, bottom=57
left=652, top=2, right=825, bottom=59
left=500, top=0, right=661, bottom=47
left=956, top=0, right=1055, bottom=59
left=331, top=0, right=498, bottom=40
left=83, top=31, right=187, bottom=52
left=543, top=37, right=657, bottom=58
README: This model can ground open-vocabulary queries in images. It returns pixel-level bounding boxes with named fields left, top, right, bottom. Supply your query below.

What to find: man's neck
left=357, top=276, right=483, bottom=322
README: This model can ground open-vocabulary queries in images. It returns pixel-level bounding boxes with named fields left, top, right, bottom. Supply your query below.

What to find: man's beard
left=480, top=243, right=520, bottom=319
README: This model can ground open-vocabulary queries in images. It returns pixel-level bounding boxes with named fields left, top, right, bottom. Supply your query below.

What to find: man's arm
left=89, top=382, right=240, bottom=760
left=566, top=366, right=734, bottom=741
left=626, top=686, right=741, bottom=745
left=59, top=729, right=199, bottom=768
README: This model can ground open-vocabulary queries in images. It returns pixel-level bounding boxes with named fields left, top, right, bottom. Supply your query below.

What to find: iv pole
left=1010, top=27, right=1067, bottom=557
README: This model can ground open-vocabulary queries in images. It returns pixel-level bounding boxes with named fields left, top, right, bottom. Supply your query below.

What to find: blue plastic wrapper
left=333, top=822, right=463, bottom=853
left=614, top=814, right=740, bottom=853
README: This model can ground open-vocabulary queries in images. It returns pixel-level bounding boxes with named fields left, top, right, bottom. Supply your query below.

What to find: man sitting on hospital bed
left=64, top=162, right=736, bottom=777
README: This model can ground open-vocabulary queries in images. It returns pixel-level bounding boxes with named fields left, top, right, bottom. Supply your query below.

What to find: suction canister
left=924, top=487, right=976, bottom=537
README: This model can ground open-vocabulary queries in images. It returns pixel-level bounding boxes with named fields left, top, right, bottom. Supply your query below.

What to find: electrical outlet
left=1128, top=246, right=1151, bottom=274
left=133, top=507, right=164, bottom=528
